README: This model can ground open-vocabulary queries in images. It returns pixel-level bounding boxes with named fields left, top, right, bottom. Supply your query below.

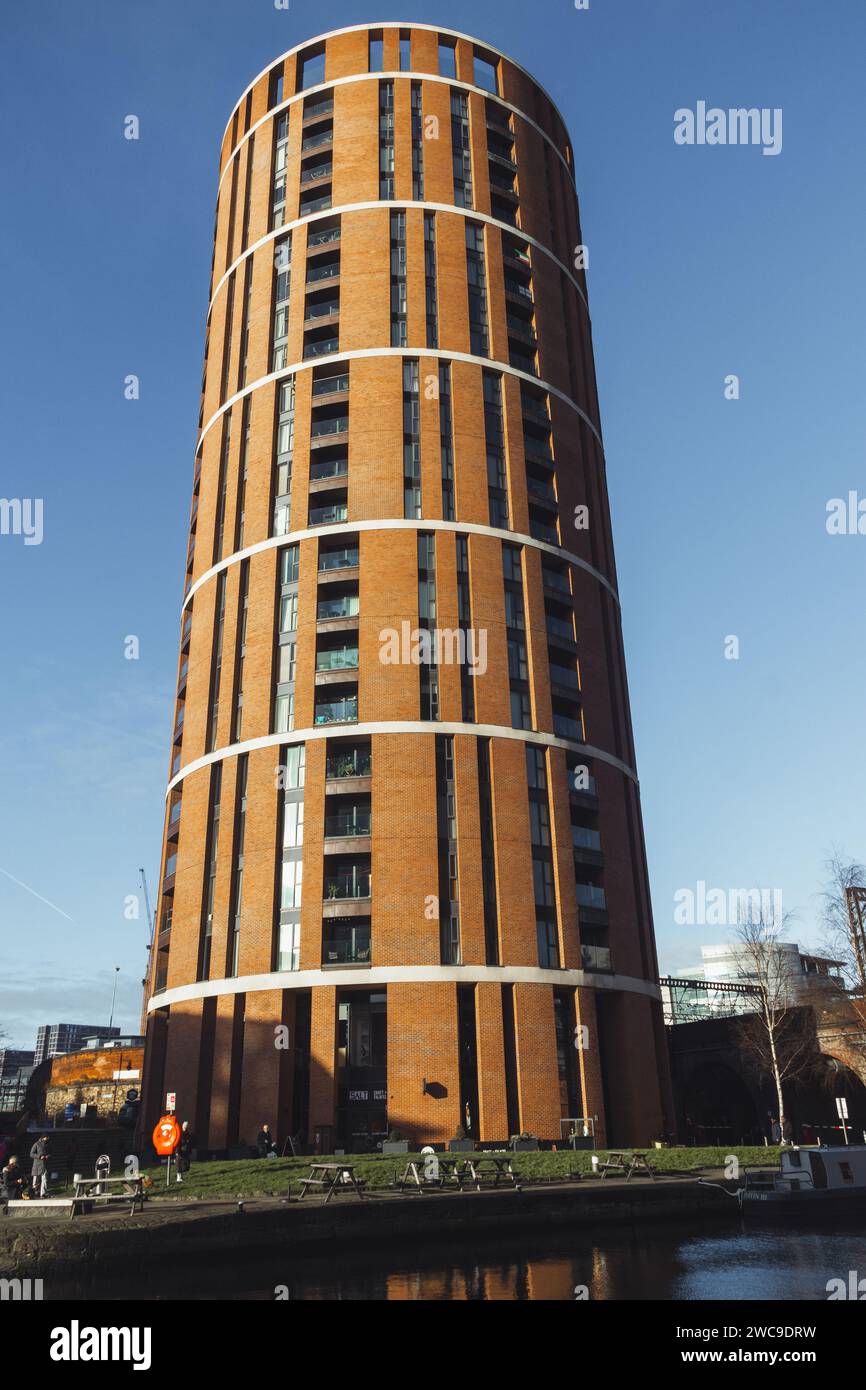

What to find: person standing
left=29, top=1135, right=50, bottom=1197
left=176, top=1120, right=193, bottom=1184
left=256, top=1124, right=275, bottom=1158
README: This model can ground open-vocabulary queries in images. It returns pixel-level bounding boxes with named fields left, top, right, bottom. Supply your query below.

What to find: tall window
left=272, top=111, right=289, bottom=228
left=527, top=745, right=559, bottom=968
left=438, top=360, right=454, bottom=518
left=424, top=212, right=438, bottom=348
left=451, top=90, right=473, bottom=207
left=275, top=544, right=299, bottom=734
left=390, top=210, right=407, bottom=345
left=456, top=535, right=475, bottom=721
left=220, top=272, right=235, bottom=403
left=213, top=411, right=232, bottom=563
left=503, top=545, right=531, bottom=730
left=271, top=234, right=291, bottom=370
left=418, top=532, right=439, bottom=720
left=483, top=371, right=508, bottom=528
left=438, top=37, right=457, bottom=78
left=399, top=30, right=411, bottom=70
left=379, top=80, right=395, bottom=199
left=368, top=31, right=384, bottom=72
left=277, top=743, right=305, bottom=971
left=233, top=559, right=249, bottom=742
left=436, top=735, right=461, bottom=964
left=477, top=738, right=499, bottom=964
left=206, top=571, right=227, bottom=752
left=411, top=82, right=424, bottom=199
left=234, top=396, right=250, bottom=551
left=273, top=376, right=295, bottom=536
left=227, top=754, right=248, bottom=977
left=238, top=259, right=253, bottom=389
left=197, top=762, right=222, bottom=981
left=466, top=222, right=489, bottom=355
left=403, top=358, right=421, bottom=519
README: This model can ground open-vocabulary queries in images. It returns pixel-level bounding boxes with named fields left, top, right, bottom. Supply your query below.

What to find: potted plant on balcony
left=447, top=1123, right=475, bottom=1154
left=382, top=1127, right=409, bottom=1155
left=326, top=882, right=338, bottom=899
left=509, top=1132, right=540, bottom=1152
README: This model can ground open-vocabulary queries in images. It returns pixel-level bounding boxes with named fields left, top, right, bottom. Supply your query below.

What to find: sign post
left=836, top=1097, right=850, bottom=1146
left=152, top=1114, right=181, bottom=1186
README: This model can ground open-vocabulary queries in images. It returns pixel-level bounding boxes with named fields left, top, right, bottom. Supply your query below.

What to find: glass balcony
left=310, top=457, right=348, bottom=481
left=307, top=224, right=341, bottom=248
left=510, top=351, right=538, bottom=376
left=575, top=883, right=607, bottom=910
left=326, top=749, right=371, bottom=779
left=527, top=477, right=557, bottom=506
left=164, top=854, right=177, bottom=879
left=546, top=615, right=575, bottom=644
left=304, top=98, right=334, bottom=121
left=307, top=262, right=340, bottom=284
left=325, top=866, right=371, bottom=899
left=522, top=396, right=550, bottom=425
left=301, top=129, right=333, bottom=152
left=317, top=594, right=359, bottom=619
left=312, top=372, right=349, bottom=396
left=304, top=337, right=339, bottom=358
left=316, top=647, right=358, bottom=671
left=325, top=809, right=371, bottom=837
left=542, top=567, right=570, bottom=595
left=315, top=695, right=358, bottom=724
left=309, top=503, right=348, bottom=526
left=311, top=416, right=348, bottom=437
left=581, top=943, right=612, bottom=971
left=300, top=193, right=332, bottom=215
left=572, top=826, right=601, bottom=851
left=319, top=546, right=358, bottom=570
left=305, top=300, right=340, bottom=321
left=505, top=278, right=533, bottom=302
left=550, top=663, right=579, bottom=691
left=301, top=162, right=333, bottom=184
left=322, top=924, right=371, bottom=965
left=554, top=714, right=583, bottom=740
left=530, top=520, right=559, bottom=545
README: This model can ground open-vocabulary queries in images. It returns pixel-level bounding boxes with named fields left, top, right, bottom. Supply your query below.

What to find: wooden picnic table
left=297, top=1162, right=366, bottom=1203
left=397, top=1156, right=466, bottom=1193
left=460, top=1155, right=518, bottom=1190
left=598, top=1150, right=655, bottom=1182
left=70, top=1174, right=145, bottom=1218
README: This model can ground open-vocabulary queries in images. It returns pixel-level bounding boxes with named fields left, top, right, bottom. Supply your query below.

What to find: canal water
left=54, top=1216, right=866, bottom=1300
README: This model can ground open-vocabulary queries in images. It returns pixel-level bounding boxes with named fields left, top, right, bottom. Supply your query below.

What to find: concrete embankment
left=0, top=1176, right=734, bottom=1278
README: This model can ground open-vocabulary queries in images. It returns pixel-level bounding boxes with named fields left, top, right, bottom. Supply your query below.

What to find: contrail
left=0, top=866, right=76, bottom=923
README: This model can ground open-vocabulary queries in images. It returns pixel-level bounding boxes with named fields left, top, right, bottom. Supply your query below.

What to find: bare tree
left=820, top=849, right=866, bottom=989
left=732, top=906, right=817, bottom=1137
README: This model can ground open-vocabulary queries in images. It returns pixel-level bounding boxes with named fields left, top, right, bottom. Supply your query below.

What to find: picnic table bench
left=397, top=1156, right=466, bottom=1193
left=70, top=1175, right=145, bottom=1218
left=597, top=1150, right=655, bottom=1182
left=460, top=1155, right=518, bottom=1190
left=296, top=1163, right=366, bottom=1203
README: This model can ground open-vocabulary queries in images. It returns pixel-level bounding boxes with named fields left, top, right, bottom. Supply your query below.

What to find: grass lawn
left=141, top=1145, right=782, bottom=1200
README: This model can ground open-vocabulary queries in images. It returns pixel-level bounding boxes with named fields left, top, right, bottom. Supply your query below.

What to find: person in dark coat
left=256, top=1124, right=275, bottom=1158
left=176, top=1121, right=193, bottom=1184
left=1, top=1155, right=25, bottom=1202
left=29, top=1135, right=50, bottom=1197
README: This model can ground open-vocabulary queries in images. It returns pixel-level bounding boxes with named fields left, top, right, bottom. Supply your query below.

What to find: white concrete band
left=210, top=200, right=589, bottom=318
left=182, top=517, right=619, bottom=612
left=149, top=963, right=661, bottom=1013
left=220, top=22, right=575, bottom=171
left=165, top=720, right=638, bottom=798
left=197, top=345, right=603, bottom=456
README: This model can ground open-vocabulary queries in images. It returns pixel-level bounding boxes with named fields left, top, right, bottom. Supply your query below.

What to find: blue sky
left=1, top=0, right=864, bottom=1046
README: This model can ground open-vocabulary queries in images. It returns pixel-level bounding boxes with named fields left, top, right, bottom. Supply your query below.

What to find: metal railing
left=575, top=883, right=607, bottom=910
left=318, top=546, right=358, bottom=570
left=325, top=750, right=371, bottom=779
left=314, top=696, right=358, bottom=724
left=325, top=867, right=371, bottom=899
left=316, top=647, right=358, bottom=671
left=317, top=595, right=359, bottom=618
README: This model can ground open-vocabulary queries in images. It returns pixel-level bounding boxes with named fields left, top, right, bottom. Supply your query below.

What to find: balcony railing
left=572, top=826, right=601, bottom=851
left=575, top=883, right=607, bottom=910
left=305, top=301, right=340, bottom=321
left=300, top=193, right=332, bottom=214
left=325, top=867, right=371, bottom=899
left=317, top=595, right=359, bottom=619
left=542, top=567, right=570, bottom=595
left=304, top=337, right=339, bottom=358
left=301, top=129, right=333, bottom=152
left=319, top=546, right=358, bottom=570
left=527, top=477, right=557, bottom=506
left=310, top=457, right=348, bottom=481
left=304, top=97, right=334, bottom=120
left=530, top=520, right=559, bottom=545
left=554, top=714, right=582, bottom=741
left=522, top=397, right=550, bottom=425
left=326, top=750, right=371, bottom=779
left=312, top=372, right=349, bottom=395
left=322, top=927, right=371, bottom=965
left=307, top=224, right=341, bottom=248
left=301, top=162, right=333, bottom=184
left=315, top=695, right=358, bottom=724
left=505, top=279, right=533, bottom=302
left=316, top=647, right=359, bottom=671
left=546, top=615, right=575, bottom=643
left=581, top=943, right=612, bottom=971
left=550, top=663, right=579, bottom=691
left=311, top=416, right=348, bottom=437
left=325, top=809, right=371, bottom=837
left=307, top=262, right=340, bottom=284
left=309, top=503, right=348, bottom=526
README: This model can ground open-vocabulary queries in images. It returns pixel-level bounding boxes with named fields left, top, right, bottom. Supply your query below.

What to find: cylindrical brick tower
left=142, top=22, right=673, bottom=1153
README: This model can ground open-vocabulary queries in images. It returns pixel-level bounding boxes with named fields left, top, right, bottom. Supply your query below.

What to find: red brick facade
left=141, top=23, right=672, bottom=1154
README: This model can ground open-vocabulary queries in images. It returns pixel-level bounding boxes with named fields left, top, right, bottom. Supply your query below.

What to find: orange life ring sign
left=152, top=1115, right=181, bottom=1155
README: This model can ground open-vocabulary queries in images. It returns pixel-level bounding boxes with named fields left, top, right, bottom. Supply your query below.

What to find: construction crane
left=139, top=867, right=155, bottom=985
